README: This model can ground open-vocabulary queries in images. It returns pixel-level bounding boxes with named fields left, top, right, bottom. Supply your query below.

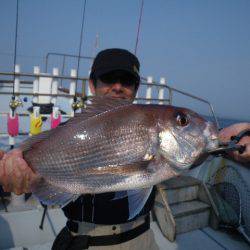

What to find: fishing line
left=134, top=0, right=144, bottom=55
left=75, top=0, right=87, bottom=102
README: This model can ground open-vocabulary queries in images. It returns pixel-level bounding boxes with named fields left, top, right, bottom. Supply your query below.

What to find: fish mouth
left=190, top=136, right=219, bottom=167
left=206, top=137, right=219, bottom=152
left=203, top=121, right=219, bottom=152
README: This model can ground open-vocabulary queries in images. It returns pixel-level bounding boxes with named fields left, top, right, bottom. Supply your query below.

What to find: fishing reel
left=9, top=96, right=23, bottom=110
left=71, top=98, right=84, bottom=111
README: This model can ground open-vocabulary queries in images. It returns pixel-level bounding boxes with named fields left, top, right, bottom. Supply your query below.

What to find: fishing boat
left=1, top=0, right=250, bottom=249
left=0, top=64, right=249, bottom=250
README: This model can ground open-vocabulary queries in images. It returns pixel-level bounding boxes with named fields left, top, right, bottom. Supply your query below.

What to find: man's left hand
left=219, top=123, right=250, bottom=164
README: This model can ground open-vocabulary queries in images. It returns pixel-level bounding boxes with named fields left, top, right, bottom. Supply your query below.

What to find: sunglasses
left=99, top=72, right=139, bottom=87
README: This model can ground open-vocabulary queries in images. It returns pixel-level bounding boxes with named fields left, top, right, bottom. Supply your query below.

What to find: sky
left=0, top=0, right=249, bottom=121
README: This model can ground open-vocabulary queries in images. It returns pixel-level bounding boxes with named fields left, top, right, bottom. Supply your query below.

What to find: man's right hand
left=0, top=149, right=38, bottom=195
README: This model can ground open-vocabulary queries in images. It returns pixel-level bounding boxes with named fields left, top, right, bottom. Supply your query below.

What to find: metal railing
left=0, top=69, right=220, bottom=130
left=44, top=52, right=94, bottom=73
left=0, top=71, right=88, bottom=81
left=140, top=77, right=219, bottom=128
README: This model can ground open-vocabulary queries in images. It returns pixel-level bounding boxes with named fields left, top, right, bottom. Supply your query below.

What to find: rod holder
left=51, top=68, right=59, bottom=104
left=14, top=64, right=20, bottom=94
left=33, top=66, right=40, bottom=103
left=146, top=76, right=153, bottom=104
left=158, top=77, right=166, bottom=105
left=70, top=69, right=77, bottom=117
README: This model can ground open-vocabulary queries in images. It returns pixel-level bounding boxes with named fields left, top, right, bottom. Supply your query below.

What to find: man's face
left=89, top=71, right=138, bottom=100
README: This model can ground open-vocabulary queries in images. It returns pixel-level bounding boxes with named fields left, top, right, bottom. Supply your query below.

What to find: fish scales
left=20, top=98, right=219, bottom=207
left=24, top=105, right=155, bottom=181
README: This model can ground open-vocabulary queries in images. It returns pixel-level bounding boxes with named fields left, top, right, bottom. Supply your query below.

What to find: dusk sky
left=0, top=0, right=249, bottom=121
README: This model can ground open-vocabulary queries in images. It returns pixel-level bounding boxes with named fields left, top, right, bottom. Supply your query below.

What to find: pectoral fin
left=112, top=187, right=153, bottom=220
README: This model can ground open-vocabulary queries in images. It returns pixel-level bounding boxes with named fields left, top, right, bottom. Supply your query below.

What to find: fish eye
left=176, top=112, right=189, bottom=126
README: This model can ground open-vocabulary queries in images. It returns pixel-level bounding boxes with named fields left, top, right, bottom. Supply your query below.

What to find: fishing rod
left=72, top=0, right=87, bottom=111
left=13, top=0, right=19, bottom=97
left=7, top=0, right=22, bottom=151
left=76, top=0, right=87, bottom=80
left=134, top=0, right=144, bottom=55
left=9, top=0, right=21, bottom=117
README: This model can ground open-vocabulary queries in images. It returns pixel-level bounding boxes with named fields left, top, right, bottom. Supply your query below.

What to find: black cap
left=90, top=48, right=140, bottom=81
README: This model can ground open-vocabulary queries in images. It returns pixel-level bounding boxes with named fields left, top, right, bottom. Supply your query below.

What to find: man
left=52, top=48, right=159, bottom=249
left=0, top=48, right=249, bottom=249
left=0, top=48, right=159, bottom=250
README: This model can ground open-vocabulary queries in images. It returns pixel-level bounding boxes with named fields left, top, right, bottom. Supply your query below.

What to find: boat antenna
left=11, top=0, right=20, bottom=115
left=75, top=0, right=87, bottom=102
left=134, top=0, right=144, bottom=55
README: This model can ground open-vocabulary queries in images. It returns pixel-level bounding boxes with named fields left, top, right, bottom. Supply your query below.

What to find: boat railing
left=139, top=76, right=219, bottom=127
left=0, top=67, right=220, bottom=134
left=44, top=52, right=94, bottom=74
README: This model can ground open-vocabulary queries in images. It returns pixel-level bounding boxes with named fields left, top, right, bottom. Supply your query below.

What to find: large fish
left=20, top=97, right=218, bottom=218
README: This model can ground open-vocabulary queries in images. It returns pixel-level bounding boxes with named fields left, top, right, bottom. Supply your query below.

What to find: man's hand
left=0, top=149, right=38, bottom=195
left=219, top=123, right=250, bottom=164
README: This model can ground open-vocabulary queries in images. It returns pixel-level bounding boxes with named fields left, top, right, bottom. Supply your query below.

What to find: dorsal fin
left=66, top=96, right=133, bottom=125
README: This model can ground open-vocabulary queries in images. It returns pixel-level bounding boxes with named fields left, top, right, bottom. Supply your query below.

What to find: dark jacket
left=63, top=187, right=156, bottom=224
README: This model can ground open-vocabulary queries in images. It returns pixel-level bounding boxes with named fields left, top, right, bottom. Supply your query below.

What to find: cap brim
left=92, top=68, right=140, bottom=81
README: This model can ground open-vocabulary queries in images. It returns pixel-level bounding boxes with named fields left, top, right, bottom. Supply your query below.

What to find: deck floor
left=151, top=222, right=250, bottom=250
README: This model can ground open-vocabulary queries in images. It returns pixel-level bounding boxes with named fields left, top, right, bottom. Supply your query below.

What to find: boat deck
left=152, top=222, right=249, bottom=250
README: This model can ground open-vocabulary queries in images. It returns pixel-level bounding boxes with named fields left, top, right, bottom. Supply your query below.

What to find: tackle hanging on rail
left=30, top=106, right=42, bottom=135
left=7, top=113, right=19, bottom=137
left=50, top=107, right=61, bottom=129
